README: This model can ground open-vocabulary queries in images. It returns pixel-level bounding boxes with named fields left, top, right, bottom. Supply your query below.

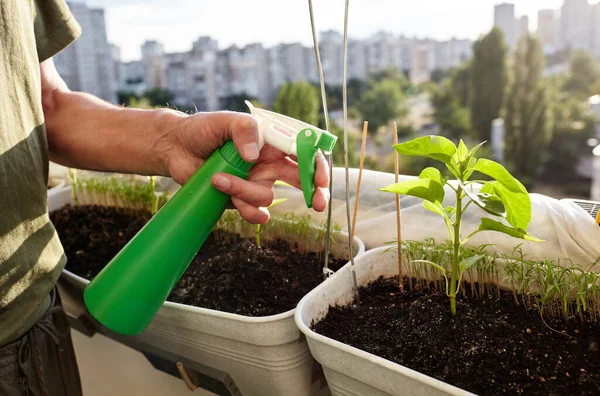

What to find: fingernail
left=213, top=175, right=230, bottom=189
left=243, top=143, right=259, bottom=161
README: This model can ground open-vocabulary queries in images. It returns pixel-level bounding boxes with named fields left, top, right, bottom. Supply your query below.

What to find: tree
left=357, top=78, right=407, bottom=132
left=222, top=93, right=262, bottom=113
left=127, top=97, right=154, bottom=109
left=542, top=97, right=596, bottom=183
left=564, top=49, right=600, bottom=98
left=117, top=91, right=139, bottom=106
left=273, top=81, right=320, bottom=125
left=470, top=27, right=507, bottom=142
left=144, top=88, right=175, bottom=107
left=449, top=64, right=471, bottom=108
left=503, top=35, right=553, bottom=189
left=430, top=79, right=472, bottom=140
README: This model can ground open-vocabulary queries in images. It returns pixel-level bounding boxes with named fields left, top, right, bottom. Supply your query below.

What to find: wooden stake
left=351, top=121, right=368, bottom=246
left=393, top=122, right=403, bottom=291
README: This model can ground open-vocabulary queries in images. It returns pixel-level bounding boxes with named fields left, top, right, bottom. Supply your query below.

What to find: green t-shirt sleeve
left=33, top=0, right=82, bottom=63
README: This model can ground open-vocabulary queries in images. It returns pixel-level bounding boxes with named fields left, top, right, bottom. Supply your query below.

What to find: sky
left=78, top=0, right=565, bottom=62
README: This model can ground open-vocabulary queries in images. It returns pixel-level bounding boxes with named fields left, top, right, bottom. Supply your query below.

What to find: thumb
left=227, top=113, right=260, bottom=162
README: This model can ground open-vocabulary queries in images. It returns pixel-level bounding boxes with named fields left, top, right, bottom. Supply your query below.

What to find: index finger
left=314, top=150, right=329, bottom=189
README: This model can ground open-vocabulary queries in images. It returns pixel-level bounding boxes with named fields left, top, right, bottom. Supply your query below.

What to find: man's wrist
left=150, top=108, right=189, bottom=178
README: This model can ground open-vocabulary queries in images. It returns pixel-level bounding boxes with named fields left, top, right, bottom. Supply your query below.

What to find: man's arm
left=40, top=59, right=330, bottom=223
left=41, top=59, right=249, bottom=178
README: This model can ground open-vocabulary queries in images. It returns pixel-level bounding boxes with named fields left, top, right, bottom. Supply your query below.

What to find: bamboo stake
left=350, top=121, right=368, bottom=246
left=393, top=122, right=403, bottom=291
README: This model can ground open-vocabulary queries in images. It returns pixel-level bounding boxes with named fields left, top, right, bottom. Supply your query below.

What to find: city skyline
left=80, top=0, right=565, bottom=62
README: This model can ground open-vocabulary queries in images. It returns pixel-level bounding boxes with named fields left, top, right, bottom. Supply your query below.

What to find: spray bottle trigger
left=296, top=128, right=319, bottom=208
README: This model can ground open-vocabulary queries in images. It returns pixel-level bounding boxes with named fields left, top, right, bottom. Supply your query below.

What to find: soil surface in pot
left=50, top=204, right=347, bottom=316
left=313, top=276, right=600, bottom=396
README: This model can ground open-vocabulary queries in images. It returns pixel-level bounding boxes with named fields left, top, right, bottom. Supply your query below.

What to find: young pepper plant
left=381, top=135, right=543, bottom=316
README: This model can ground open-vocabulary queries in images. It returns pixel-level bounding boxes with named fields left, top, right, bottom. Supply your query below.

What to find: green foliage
left=470, top=27, right=507, bottom=142
left=254, top=198, right=288, bottom=248
left=222, top=93, right=263, bottom=113
left=357, top=78, right=407, bottom=132
left=430, top=68, right=452, bottom=84
left=503, top=35, right=553, bottom=189
left=388, top=238, right=600, bottom=322
left=542, top=97, right=596, bottom=182
left=563, top=49, right=600, bottom=98
left=127, top=97, right=155, bottom=109
left=70, top=172, right=168, bottom=214
left=381, top=136, right=540, bottom=315
left=430, top=79, right=472, bottom=140
left=318, top=78, right=367, bottom=111
left=273, top=81, right=320, bottom=125
left=144, top=87, right=175, bottom=107
left=450, top=64, right=471, bottom=108
left=117, top=91, right=139, bottom=106
left=327, top=121, right=360, bottom=168
left=119, top=88, right=176, bottom=109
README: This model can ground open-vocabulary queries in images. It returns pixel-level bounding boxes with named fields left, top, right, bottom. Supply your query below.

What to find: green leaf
left=411, top=260, right=447, bottom=275
left=454, top=139, right=469, bottom=163
left=466, top=141, right=486, bottom=163
left=463, top=157, right=478, bottom=180
left=473, top=159, right=527, bottom=194
left=445, top=206, right=456, bottom=217
left=479, top=218, right=544, bottom=242
left=423, top=200, right=446, bottom=218
left=393, top=135, right=457, bottom=164
left=459, top=254, right=485, bottom=272
left=473, top=159, right=531, bottom=229
left=479, top=182, right=495, bottom=195
left=381, top=178, right=445, bottom=205
left=493, top=183, right=531, bottom=230
left=459, top=182, right=506, bottom=217
left=419, top=167, right=443, bottom=186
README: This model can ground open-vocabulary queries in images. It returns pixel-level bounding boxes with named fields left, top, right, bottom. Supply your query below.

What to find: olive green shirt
left=0, top=0, right=81, bottom=346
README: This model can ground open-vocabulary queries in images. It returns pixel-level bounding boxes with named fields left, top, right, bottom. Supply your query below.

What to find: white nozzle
left=245, top=100, right=327, bottom=156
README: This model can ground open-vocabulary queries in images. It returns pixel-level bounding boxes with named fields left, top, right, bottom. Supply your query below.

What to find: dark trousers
left=0, top=288, right=83, bottom=396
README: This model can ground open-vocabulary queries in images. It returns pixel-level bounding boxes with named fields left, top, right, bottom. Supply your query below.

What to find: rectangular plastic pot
left=295, top=246, right=476, bottom=396
left=49, top=185, right=365, bottom=396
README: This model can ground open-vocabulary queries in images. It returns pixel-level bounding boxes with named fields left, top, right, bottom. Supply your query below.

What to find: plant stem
left=449, top=185, right=463, bottom=316
left=254, top=224, right=261, bottom=248
left=149, top=176, right=158, bottom=215
left=393, top=122, right=403, bottom=291
left=70, top=168, right=79, bottom=206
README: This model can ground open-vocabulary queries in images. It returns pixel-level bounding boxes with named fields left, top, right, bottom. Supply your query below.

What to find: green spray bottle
left=83, top=101, right=338, bottom=335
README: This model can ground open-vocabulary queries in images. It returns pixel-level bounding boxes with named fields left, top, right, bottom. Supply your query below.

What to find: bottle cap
left=219, top=140, right=254, bottom=173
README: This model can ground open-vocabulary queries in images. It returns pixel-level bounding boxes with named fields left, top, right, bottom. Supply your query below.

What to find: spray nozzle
left=245, top=101, right=337, bottom=208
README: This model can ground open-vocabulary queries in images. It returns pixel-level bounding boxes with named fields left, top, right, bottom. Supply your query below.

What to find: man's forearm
left=44, top=89, right=184, bottom=176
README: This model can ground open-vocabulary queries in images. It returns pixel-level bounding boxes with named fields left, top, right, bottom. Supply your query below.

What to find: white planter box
left=49, top=185, right=365, bottom=396
left=295, top=246, right=476, bottom=396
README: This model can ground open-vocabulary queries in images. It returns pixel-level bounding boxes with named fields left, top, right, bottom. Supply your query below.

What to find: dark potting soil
left=312, top=276, right=600, bottom=396
left=49, top=204, right=347, bottom=316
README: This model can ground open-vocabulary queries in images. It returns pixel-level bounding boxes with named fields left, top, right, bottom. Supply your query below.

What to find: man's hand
left=157, top=111, right=330, bottom=224
left=41, top=59, right=330, bottom=225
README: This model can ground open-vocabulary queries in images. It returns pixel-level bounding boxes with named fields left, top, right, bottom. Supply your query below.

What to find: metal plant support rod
left=341, top=0, right=359, bottom=297
left=307, top=0, right=335, bottom=278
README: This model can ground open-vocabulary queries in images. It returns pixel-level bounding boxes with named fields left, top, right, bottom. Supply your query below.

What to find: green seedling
left=254, top=198, right=288, bottom=248
left=69, top=168, right=79, bottom=206
left=381, top=136, right=543, bottom=315
left=384, top=238, right=600, bottom=323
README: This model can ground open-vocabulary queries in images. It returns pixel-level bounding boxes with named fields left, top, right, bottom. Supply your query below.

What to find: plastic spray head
left=245, top=101, right=337, bottom=208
